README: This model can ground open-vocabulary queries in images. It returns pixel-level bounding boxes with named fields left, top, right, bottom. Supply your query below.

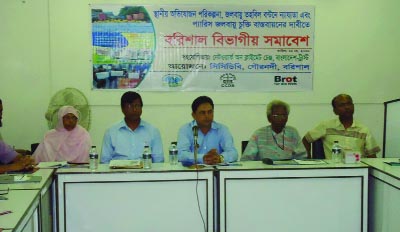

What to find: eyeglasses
left=196, top=109, right=214, bottom=116
left=127, top=104, right=142, bottom=110
left=271, top=114, right=288, bottom=119
left=63, top=115, right=78, bottom=121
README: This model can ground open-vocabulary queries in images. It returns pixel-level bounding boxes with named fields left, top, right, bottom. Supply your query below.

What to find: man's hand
left=13, top=155, right=35, bottom=170
left=15, top=149, right=32, bottom=155
left=203, top=149, right=223, bottom=165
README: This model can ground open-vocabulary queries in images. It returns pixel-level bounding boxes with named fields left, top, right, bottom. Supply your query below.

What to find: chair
left=311, top=139, right=325, bottom=159
left=241, top=140, right=249, bottom=154
left=30, top=143, right=40, bottom=155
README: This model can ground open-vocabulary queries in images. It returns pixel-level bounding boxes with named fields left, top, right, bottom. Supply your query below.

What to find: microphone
left=192, top=126, right=199, bottom=166
left=262, top=158, right=274, bottom=165
left=192, top=125, right=198, bottom=137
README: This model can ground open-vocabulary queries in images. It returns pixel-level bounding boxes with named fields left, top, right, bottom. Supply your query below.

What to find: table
left=217, top=161, right=369, bottom=232
left=56, top=163, right=215, bottom=232
left=0, top=189, right=40, bottom=232
left=0, top=169, right=55, bottom=232
left=362, top=158, right=400, bottom=232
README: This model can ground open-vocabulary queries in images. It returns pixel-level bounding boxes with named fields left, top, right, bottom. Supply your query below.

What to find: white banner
left=91, top=5, right=314, bottom=91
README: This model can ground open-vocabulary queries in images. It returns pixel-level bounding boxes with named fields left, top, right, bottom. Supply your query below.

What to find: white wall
left=1, top=0, right=399, bottom=158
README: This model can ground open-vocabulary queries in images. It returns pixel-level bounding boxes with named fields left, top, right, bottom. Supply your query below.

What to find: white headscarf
left=56, top=106, right=80, bottom=130
left=33, top=106, right=92, bottom=163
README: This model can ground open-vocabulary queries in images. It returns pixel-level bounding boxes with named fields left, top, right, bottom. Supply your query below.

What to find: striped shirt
left=304, top=118, right=380, bottom=158
left=242, top=125, right=306, bottom=161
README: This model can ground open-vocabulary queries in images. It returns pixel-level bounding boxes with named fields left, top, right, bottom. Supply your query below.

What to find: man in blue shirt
left=101, top=91, right=164, bottom=163
left=177, top=96, right=238, bottom=165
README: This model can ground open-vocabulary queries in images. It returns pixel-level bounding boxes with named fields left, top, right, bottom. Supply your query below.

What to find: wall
left=1, top=0, right=399, bottom=158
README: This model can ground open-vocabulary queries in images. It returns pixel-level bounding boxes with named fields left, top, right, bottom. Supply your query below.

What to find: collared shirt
left=304, top=118, right=381, bottom=158
left=177, top=120, right=238, bottom=163
left=101, top=119, right=164, bottom=163
left=0, top=140, right=17, bottom=164
left=241, top=125, right=306, bottom=161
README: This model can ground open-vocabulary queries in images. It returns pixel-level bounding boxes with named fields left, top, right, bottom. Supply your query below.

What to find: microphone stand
left=190, top=130, right=205, bottom=169
left=194, top=135, right=198, bottom=165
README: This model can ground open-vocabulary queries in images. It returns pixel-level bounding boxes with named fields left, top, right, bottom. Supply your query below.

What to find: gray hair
left=266, top=100, right=290, bottom=116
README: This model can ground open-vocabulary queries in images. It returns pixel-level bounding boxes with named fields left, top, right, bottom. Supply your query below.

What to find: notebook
left=109, top=160, right=143, bottom=169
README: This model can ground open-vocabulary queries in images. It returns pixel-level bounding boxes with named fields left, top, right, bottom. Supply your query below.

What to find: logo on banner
left=274, top=75, right=298, bottom=86
left=220, top=73, right=236, bottom=88
left=162, top=74, right=183, bottom=87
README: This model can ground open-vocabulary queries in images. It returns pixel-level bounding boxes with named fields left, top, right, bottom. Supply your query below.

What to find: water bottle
left=142, top=143, right=152, bottom=169
left=169, top=142, right=178, bottom=165
left=331, top=141, right=342, bottom=163
left=89, top=146, right=99, bottom=171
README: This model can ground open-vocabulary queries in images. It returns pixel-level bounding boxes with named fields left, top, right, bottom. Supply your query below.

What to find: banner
left=91, top=5, right=314, bottom=91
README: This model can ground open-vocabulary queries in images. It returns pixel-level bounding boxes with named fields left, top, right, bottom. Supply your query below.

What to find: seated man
left=302, top=94, right=380, bottom=158
left=101, top=91, right=164, bottom=163
left=0, top=141, right=34, bottom=173
left=177, top=96, right=238, bottom=165
left=241, top=99, right=306, bottom=161
left=0, top=98, right=34, bottom=173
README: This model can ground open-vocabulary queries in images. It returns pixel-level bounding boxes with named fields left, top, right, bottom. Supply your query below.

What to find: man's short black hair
left=121, top=91, right=143, bottom=108
left=0, top=98, right=2, bottom=104
left=191, top=96, right=214, bottom=112
left=331, top=94, right=352, bottom=108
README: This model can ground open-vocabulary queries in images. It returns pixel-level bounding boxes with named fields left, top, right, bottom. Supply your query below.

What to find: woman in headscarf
left=33, top=106, right=92, bottom=163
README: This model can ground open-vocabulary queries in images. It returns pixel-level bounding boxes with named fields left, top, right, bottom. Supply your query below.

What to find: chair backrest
left=31, top=143, right=40, bottom=154
left=311, top=139, right=325, bottom=159
left=241, top=140, right=249, bottom=154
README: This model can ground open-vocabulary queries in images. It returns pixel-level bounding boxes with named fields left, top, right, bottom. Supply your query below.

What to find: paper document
left=0, top=174, right=42, bottom=183
left=0, top=175, right=13, bottom=184
left=294, top=159, right=327, bottom=165
left=217, top=162, right=243, bottom=166
left=384, top=162, right=400, bottom=166
left=203, top=162, right=243, bottom=167
left=109, top=160, right=143, bottom=169
left=37, top=161, right=68, bottom=168
left=12, top=175, right=42, bottom=182
left=273, top=160, right=298, bottom=165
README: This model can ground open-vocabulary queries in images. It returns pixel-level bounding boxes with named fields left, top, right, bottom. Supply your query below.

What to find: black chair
left=241, top=140, right=249, bottom=154
left=311, top=139, right=325, bottom=159
left=30, top=143, right=40, bottom=154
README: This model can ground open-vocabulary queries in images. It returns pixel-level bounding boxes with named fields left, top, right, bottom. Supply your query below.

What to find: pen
left=0, top=210, right=12, bottom=215
left=219, top=163, right=242, bottom=166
